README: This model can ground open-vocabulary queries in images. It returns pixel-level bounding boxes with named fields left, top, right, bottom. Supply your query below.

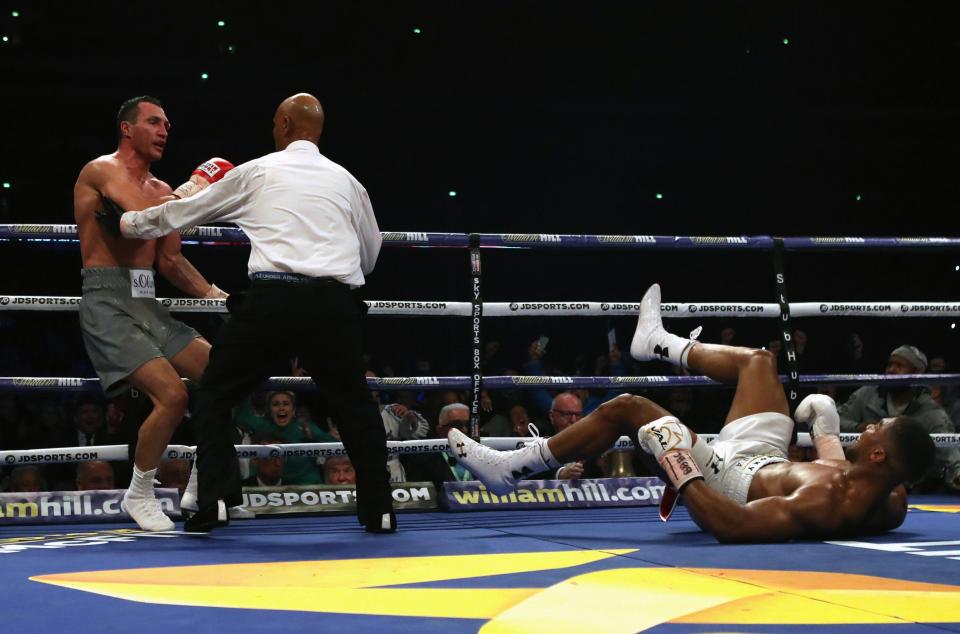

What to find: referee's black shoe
left=362, top=510, right=397, bottom=534
left=184, top=500, right=229, bottom=533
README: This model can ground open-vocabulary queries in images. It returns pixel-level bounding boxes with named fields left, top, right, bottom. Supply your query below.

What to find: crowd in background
left=2, top=325, right=958, bottom=495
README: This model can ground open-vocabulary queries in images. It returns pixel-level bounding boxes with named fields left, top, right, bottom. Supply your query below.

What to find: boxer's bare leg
left=686, top=344, right=789, bottom=423
left=127, top=358, right=189, bottom=471
left=169, top=337, right=211, bottom=382
left=546, top=394, right=676, bottom=462
left=122, top=357, right=190, bottom=530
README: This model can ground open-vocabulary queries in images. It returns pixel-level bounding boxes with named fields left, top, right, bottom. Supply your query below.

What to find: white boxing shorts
left=692, top=412, right=793, bottom=504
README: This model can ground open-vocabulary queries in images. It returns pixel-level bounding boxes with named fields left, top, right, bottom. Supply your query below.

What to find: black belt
left=250, top=272, right=342, bottom=286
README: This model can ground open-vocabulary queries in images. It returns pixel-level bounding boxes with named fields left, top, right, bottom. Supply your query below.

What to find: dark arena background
left=1, top=3, right=959, bottom=632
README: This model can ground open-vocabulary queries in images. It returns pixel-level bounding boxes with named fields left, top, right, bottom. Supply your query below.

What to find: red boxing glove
left=173, top=157, right=235, bottom=199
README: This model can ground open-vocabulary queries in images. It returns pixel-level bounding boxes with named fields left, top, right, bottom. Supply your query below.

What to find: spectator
left=25, top=400, right=74, bottom=489
left=929, top=356, right=960, bottom=428
left=401, top=403, right=473, bottom=489
left=479, top=389, right=512, bottom=437
left=324, top=455, right=357, bottom=485
left=243, top=438, right=285, bottom=487
left=76, top=461, right=115, bottom=491
left=548, top=392, right=583, bottom=434
left=238, top=391, right=333, bottom=485
left=509, top=404, right=536, bottom=437
left=550, top=393, right=602, bottom=480
left=72, top=395, right=107, bottom=446
left=23, top=399, right=73, bottom=450
left=720, top=327, right=736, bottom=346
left=843, top=332, right=870, bottom=374
left=838, top=345, right=959, bottom=491
left=368, top=371, right=430, bottom=482
left=5, top=465, right=46, bottom=492
left=521, top=337, right=555, bottom=416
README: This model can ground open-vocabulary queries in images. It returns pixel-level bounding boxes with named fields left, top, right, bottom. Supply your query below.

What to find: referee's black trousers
left=192, top=279, right=393, bottom=526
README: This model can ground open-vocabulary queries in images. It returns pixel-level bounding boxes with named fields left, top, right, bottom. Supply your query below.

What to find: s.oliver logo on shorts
left=129, top=269, right=156, bottom=299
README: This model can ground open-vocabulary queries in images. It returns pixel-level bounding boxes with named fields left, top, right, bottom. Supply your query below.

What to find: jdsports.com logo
left=509, top=303, right=519, bottom=311
left=4, top=456, right=14, bottom=464
left=0, top=297, right=8, bottom=305
left=820, top=304, right=829, bottom=313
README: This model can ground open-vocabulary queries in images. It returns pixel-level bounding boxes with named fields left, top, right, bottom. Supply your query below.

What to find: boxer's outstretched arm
left=682, top=480, right=839, bottom=543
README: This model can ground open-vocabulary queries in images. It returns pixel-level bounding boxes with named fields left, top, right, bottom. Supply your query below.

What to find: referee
left=111, top=93, right=394, bottom=533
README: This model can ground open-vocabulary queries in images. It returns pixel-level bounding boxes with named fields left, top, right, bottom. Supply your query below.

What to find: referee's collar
left=285, top=139, right=320, bottom=153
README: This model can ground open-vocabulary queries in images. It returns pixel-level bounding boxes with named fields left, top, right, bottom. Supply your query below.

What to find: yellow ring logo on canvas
left=31, top=549, right=960, bottom=631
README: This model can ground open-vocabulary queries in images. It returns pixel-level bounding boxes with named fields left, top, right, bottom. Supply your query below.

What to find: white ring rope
left=3, top=432, right=959, bottom=466
left=2, top=296, right=959, bottom=318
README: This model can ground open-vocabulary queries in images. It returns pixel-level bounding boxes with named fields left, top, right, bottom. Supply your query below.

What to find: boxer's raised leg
left=449, top=394, right=678, bottom=495
left=629, top=282, right=789, bottom=422
left=686, top=345, right=789, bottom=423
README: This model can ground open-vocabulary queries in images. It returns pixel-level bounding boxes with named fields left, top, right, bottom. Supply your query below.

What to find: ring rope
left=3, top=225, right=959, bottom=250
left=2, top=373, right=958, bottom=393
left=3, top=296, right=959, bottom=317
left=3, top=431, right=959, bottom=466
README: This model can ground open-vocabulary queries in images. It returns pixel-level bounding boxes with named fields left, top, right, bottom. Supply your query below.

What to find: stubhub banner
left=443, top=477, right=665, bottom=511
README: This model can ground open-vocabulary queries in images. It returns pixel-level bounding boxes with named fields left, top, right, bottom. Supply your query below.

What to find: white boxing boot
left=122, top=466, right=175, bottom=532
left=629, top=283, right=699, bottom=367
left=447, top=429, right=558, bottom=495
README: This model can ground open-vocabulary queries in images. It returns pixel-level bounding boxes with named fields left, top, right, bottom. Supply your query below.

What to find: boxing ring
left=2, top=225, right=960, bottom=632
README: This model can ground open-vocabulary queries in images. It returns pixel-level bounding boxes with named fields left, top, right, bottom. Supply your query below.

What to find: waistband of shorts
left=81, top=267, right=155, bottom=290
left=249, top=271, right=343, bottom=287
left=740, top=454, right=789, bottom=475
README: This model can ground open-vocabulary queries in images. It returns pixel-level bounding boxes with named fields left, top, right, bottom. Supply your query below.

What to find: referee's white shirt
left=124, top=140, right=382, bottom=288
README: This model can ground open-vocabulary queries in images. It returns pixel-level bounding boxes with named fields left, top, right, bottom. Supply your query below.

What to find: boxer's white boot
left=630, top=283, right=698, bottom=367
left=123, top=466, right=175, bottom=531
left=447, top=429, right=559, bottom=495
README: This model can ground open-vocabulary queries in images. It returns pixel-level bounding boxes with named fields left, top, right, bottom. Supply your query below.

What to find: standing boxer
left=112, top=93, right=394, bottom=534
left=74, top=95, right=231, bottom=530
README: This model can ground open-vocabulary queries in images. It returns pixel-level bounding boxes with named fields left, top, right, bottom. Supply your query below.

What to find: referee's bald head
left=273, top=93, right=325, bottom=149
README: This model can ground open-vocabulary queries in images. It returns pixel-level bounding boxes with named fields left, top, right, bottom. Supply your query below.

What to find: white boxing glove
left=795, top=394, right=839, bottom=438
left=638, top=416, right=703, bottom=490
left=638, top=416, right=694, bottom=456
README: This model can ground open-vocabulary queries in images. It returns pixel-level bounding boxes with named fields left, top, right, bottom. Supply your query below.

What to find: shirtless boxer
left=450, top=283, right=936, bottom=542
left=74, top=95, right=232, bottom=530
